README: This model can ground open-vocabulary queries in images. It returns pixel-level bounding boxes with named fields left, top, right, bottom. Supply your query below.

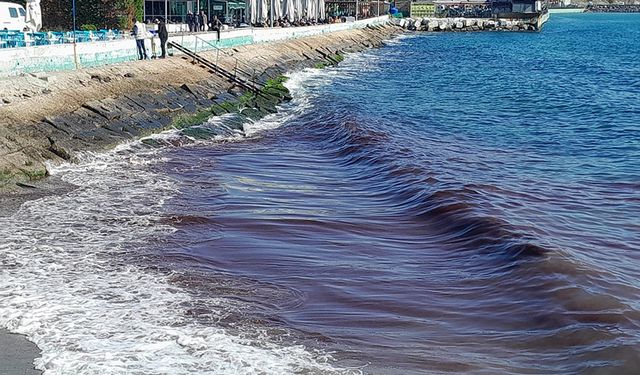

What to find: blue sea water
left=1, top=13, right=639, bottom=375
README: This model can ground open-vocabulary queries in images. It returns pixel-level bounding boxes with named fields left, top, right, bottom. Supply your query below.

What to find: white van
left=0, top=1, right=26, bottom=31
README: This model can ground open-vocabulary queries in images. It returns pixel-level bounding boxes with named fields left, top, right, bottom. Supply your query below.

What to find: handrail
left=167, top=40, right=262, bottom=93
left=191, top=34, right=257, bottom=85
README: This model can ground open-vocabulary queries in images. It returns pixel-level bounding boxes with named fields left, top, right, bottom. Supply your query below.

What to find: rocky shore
left=392, top=16, right=542, bottom=32
left=585, top=4, right=640, bottom=12
left=0, top=24, right=401, bottom=191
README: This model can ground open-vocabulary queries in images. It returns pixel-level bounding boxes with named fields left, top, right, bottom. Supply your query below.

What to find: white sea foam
left=0, top=133, right=360, bottom=374
left=242, top=67, right=334, bottom=138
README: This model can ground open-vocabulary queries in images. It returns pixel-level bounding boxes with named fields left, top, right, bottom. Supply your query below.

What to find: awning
left=227, top=1, right=246, bottom=9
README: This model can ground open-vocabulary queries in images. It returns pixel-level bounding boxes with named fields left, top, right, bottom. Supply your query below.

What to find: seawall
left=0, top=16, right=389, bottom=78
left=0, top=23, right=401, bottom=189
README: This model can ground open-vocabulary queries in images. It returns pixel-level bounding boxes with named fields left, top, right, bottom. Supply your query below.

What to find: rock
left=35, top=73, right=56, bottom=83
left=124, top=72, right=135, bottom=78
left=455, top=21, right=464, bottom=29
left=90, top=74, right=112, bottom=83
left=2, top=98, right=10, bottom=104
left=512, top=25, right=520, bottom=31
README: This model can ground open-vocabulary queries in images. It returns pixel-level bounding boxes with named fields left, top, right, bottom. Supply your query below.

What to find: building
left=410, top=1, right=436, bottom=17
left=143, top=0, right=246, bottom=24
left=325, top=0, right=377, bottom=18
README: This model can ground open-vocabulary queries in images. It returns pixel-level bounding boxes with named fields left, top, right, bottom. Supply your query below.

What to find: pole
left=270, top=0, right=273, bottom=27
left=355, top=0, right=358, bottom=20
left=165, top=0, right=168, bottom=22
left=72, top=0, right=78, bottom=69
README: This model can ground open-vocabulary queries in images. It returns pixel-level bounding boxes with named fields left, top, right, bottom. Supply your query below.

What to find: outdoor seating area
left=0, top=29, right=126, bottom=48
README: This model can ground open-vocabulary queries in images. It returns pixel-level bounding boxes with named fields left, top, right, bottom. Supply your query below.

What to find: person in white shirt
left=132, top=18, right=148, bottom=60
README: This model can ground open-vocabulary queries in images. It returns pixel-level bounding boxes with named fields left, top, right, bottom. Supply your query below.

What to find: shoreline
left=0, top=24, right=401, bottom=189
left=0, top=176, right=77, bottom=375
left=0, top=23, right=401, bottom=373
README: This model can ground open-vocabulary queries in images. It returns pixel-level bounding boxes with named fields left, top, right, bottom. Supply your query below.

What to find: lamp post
left=72, top=0, right=79, bottom=69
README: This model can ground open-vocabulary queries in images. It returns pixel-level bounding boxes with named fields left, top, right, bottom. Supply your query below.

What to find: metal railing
left=187, top=34, right=259, bottom=90
left=0, top=29, right=126, bottom=49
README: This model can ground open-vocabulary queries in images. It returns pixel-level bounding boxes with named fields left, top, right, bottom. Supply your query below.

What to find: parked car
left=0, top=1, right=26, bottom=31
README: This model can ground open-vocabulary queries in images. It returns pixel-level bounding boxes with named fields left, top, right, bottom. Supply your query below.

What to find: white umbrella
left=282, top=0, right=296, bottom=21
left=317, top=0, right=325, bottom=20
left=302, top=0, right=314, bottom=20
left=25, top=0, right=42, bottom=32
left=271, top=0, right=282, bottom=22
left=294, top=0, right=303, bottom=20
left=309, top=0, right=317, bottom=20
left=246, top=0, right=257, bottom=24
left=259, top=0, right=269, bottom=23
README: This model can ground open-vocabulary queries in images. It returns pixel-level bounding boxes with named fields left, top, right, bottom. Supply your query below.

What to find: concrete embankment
left=0, top=24, right=401, bottom=190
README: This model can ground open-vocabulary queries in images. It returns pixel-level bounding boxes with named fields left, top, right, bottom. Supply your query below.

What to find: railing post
left=193, top=38, right=198, bottom=63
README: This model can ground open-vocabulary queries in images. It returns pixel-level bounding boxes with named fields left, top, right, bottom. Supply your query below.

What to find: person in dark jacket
left=211, top=15, right=222, bottom=41
left=157, top=19, right=169, bottom=58
left=198, top=11, right=207, bottom=32
left=193, top=11, right=200, bottom=32
left=187, top=12, right=194, bottom=32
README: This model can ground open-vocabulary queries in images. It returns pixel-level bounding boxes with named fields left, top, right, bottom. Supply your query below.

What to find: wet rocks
left=391, top=17, right=539, bottom=32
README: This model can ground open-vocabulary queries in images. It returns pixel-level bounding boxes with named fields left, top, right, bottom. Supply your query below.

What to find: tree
left=38, top=0, right=144, bottom=30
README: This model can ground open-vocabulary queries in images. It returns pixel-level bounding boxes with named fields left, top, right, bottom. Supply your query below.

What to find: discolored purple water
left=145, top=15, right=640, bottom=374
left=151, top=13, right=640, bottom=374
left=2, top=13, right=639, bottom=375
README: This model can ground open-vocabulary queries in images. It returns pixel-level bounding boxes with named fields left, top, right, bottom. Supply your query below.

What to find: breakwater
left=585, top=4, right=640, bottom=13
left=393, top=12, right=549, bottom=31
left=0, top=24, right=400, bottom=189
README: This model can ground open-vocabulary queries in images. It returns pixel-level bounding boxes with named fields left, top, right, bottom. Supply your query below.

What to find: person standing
left=132, top=17, right=148, bottom=60
left=200, top=11, right=208, bottom=32
left=187, top=11, right=194, bottom=32
left=211, top=15, right=222, bottom=41
left=193, top=11, right=200, bottom=32
left=157, top=18, right=169, bottom=58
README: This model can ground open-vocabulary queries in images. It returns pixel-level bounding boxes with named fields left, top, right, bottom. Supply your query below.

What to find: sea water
left=1, top=13, right=639, bottom=375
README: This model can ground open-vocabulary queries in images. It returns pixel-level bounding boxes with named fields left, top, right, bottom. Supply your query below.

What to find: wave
left=0, top=121, right=362, bottom=374
left=284, top=95, right=640, bottom=338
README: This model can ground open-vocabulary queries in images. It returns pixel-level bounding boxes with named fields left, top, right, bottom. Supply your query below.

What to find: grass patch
left=171, top=109, right=213, bottom=129
left=314, top=54, right=345, bottom=69
left=20, top=168, right=48, bottom=181
left=0, top=169, right=12, bottom=183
